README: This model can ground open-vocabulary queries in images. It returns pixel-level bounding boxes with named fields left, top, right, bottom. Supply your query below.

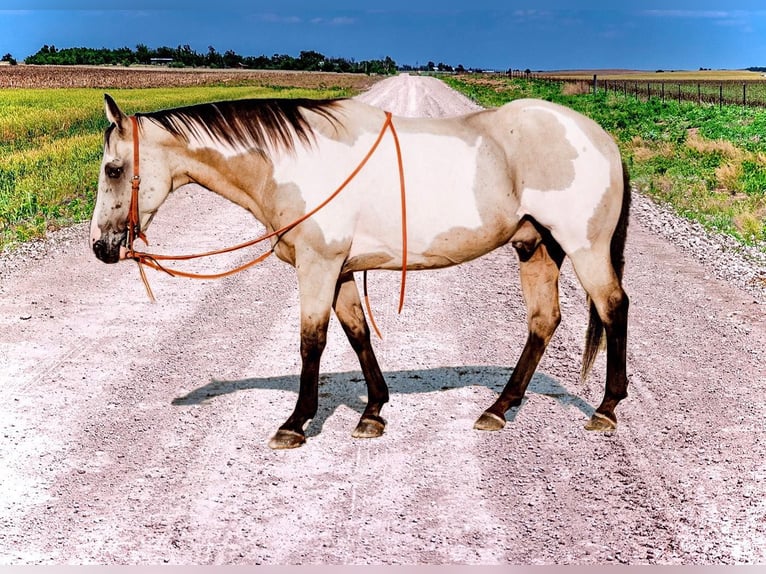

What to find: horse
left=90, top=92, right=630, bottom=449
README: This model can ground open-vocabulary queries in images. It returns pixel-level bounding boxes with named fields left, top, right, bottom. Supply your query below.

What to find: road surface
left=1, top=73, right=765, bottom=564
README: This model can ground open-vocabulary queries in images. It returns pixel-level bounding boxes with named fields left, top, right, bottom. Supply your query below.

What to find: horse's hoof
left=584, top=412, right=617, bottom=432
left=352, top=416, right=386, bottom=439
left=268, top=429, right=306, bottom=449
left=474, top=411, right=506, bottom=431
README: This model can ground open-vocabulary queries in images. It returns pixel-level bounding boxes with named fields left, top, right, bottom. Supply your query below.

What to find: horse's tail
left=581, top=161, right=631, bottom=381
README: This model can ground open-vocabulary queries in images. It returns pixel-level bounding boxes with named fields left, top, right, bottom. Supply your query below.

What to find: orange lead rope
left=126, top=111, right=407, bottom=336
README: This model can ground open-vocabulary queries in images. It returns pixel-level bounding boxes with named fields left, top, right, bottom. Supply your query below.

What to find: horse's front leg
left=333, top=272, right=389, bottom=438
left=268, top=255, right=344, bottom=450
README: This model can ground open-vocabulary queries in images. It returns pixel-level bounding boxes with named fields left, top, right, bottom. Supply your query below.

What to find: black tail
left=581, top=161, right=631, bottom=381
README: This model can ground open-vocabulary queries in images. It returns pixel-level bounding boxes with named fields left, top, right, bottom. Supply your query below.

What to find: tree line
left=22, top=45, right=397, bottom=74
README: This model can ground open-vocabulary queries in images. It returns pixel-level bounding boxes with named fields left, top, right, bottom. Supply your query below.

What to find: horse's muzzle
left=92, top=233, right=126, bottom=264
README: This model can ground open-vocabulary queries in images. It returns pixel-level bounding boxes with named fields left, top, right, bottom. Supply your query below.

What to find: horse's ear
left=104, top=93, right=127, bottom=133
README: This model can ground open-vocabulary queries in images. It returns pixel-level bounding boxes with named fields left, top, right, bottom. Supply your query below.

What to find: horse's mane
left=137, top=98, right=343, bottom=152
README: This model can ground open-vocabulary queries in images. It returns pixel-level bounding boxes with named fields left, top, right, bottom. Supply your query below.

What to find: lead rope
left=126, top=112, right=407, bottom=337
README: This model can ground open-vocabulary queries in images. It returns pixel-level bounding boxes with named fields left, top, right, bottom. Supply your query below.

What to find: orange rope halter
left=125, top=112, right=407, bottom=337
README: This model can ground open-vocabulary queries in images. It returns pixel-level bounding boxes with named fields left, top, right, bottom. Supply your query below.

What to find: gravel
left=2, top=74, right=766, bottom=565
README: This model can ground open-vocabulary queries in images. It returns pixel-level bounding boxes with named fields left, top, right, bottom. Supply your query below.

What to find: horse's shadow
left=171, top=366, right=595, bottom=437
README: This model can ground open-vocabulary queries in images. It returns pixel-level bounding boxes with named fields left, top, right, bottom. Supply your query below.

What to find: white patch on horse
left=517, top=106, right=611, bottom=254
left=271, top=129, right=484, bottom=254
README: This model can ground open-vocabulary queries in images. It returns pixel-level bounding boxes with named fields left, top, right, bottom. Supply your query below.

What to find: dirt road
left=2, top=74, right=766, bottom=565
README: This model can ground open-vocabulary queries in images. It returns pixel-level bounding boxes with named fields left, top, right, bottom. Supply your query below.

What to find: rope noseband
left=125, top=111, right=407, bottom=336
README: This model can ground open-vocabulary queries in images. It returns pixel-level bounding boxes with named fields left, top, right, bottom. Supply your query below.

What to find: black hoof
left=584, top=412, right=617, bottom=432
left=268, top=429, right=306, bottom=449
left=474, top=411, right=506, bottom=431
left=352, top=415, right=386, bottom=439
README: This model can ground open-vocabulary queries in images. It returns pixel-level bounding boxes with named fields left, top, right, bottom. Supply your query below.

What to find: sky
left=2, top=1, right=766, bottom=71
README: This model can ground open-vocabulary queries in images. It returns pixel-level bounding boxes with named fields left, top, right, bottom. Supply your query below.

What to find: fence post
left=593, top=74, right=598, bottom=94
left=661, top=81, right=665, bottom=102
left=743, top=83, right=747, bottom=106
left=698, top=83, right=701, bottom=104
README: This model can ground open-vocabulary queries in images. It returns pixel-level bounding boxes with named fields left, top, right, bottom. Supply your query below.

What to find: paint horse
left=91, top=93, right=630, bottom=449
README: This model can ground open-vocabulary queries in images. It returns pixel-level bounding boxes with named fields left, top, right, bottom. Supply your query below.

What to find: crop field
left=0, top=64, right=381, bottom=90
left=0, top=66, right=379, bottom=250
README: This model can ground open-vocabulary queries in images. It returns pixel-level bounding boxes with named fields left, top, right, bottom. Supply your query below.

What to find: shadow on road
left=171, top=366, right=595, bottom=436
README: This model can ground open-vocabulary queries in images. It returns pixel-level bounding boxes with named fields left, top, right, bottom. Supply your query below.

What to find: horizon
left=3, top=4, right=766, bottom=72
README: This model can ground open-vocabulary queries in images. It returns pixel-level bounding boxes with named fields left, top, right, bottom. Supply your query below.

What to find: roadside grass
left=444, top=76, right=766, bottom=248
left=0, top=85, right=355, bottom=251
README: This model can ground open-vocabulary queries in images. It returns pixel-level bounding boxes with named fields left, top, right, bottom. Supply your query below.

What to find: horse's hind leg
left=475, top=226, right=565, bottom=431
left=569, top=249, right=629, bottom=431
left=333, top=272, right=389, bottom=438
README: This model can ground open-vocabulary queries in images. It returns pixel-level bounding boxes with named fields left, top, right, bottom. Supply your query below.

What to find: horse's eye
left=106, top=166, right=123, bottom=179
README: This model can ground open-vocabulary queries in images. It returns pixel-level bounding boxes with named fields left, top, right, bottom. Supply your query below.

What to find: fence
left=511, top=71, right=766, bottom=108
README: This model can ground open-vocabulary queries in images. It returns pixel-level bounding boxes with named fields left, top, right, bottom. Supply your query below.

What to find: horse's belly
left=345, top=137, right=515, bottom=271
left=346, top=220, right=511, bottom=271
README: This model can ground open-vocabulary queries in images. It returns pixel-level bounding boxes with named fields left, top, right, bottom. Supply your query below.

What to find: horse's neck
left=176, top=143, right=275, bottom=224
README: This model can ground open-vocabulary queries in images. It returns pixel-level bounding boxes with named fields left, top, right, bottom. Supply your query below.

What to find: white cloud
left=643, top=10, right=736, bottom=19
left=330, top=16, right=355, bottom=25
left=512, top=9, right=552, bottom=19
left=642, top=9, right=757, bottom=33
left=257, top=13, right=302, bottom=24
left=310, top=16, right=355, bottom=25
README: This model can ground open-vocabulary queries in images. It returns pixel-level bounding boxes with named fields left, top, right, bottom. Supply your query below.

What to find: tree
left=21, top=43, right=398, bottom=74
left=383, top=56, right=396, bottom=74
left=1, top=53, right=17, bottom=65
left=297, top=50, right=325, bottom=71
left=206, top=46, right=224, bottom=68
left=135, top=44, right=151, bottom=65
left=223, top=49, right=242, bottom=68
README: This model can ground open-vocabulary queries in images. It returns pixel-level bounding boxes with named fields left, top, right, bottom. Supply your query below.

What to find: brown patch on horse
left=342, top=253, right=395, bottom=273
left=507, top=106, right=578, bottom=192
left=510, top=218, right=543, bottom=260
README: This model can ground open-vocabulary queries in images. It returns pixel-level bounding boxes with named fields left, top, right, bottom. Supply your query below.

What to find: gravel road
left=2, top=73, right=766, bottom=565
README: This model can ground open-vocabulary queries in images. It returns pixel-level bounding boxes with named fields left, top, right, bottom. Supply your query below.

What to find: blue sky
left=2, top=1, right=766, bottom=71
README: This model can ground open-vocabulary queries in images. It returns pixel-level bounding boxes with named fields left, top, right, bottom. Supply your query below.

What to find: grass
left=443, top=75, right=766, bottom=248
left=539, top=69, right=766, bottom=81
left=0, top=85, right=355, bottom=250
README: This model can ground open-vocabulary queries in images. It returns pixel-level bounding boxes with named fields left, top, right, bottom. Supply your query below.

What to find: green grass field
left=0, top=85, right=354, bottom=250
left=3, top=74, right=765, bottom=253
left=444, top=75, right=766, bottom=248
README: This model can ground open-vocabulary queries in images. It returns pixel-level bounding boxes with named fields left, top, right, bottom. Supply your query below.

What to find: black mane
left=137, top=98, right=342, bottom=152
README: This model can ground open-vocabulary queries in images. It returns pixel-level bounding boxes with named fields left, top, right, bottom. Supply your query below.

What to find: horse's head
left=90, top=94, right=173, bottom=263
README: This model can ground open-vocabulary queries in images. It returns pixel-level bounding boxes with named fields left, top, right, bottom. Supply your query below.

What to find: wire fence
left=510, top=71, right=766, bottom=108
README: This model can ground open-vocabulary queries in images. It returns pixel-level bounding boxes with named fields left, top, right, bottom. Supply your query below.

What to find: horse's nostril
left=93, top=239, right=119, bottom=264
